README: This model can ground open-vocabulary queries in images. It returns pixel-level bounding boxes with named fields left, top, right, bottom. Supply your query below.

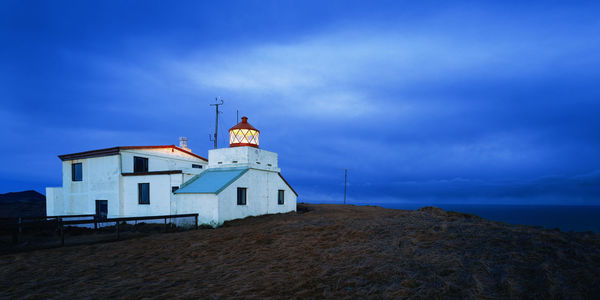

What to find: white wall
left=59, top=155, right=120, bottom=216
left=173, top=193, right=219, bottom=226
left=121, top=149, right=206, bottom=174
left=217, top=169, right=296, bottom=224
left=208, top=147, right=279, bottom=172
left=45, top=187, right=63, bottom=216
left=119, top=173, right=184, bottom=217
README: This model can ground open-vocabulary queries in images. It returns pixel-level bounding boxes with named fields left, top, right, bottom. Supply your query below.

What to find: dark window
left=171, top=186, right=179, bottom=193
left=134, top=156, right=148, bottom=173
left=72, top=163, right=82, bottom=181
left=278, top=190, right=285, bottom=205
left=95, top=200, right=107, bottom=220
left=192, top=164, right=203, bottom=169
left=237, top=187, right=247, bottom=205
left=138, top=183, right=150, bottom=204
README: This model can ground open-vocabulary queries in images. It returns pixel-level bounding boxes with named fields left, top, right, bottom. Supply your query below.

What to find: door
left=95, top=200, right=108, bottom=220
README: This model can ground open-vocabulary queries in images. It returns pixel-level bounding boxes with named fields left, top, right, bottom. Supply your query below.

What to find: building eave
left=58, top=145, right=208, bottom=162
left=121, top=170, right=183, bottom=176
left=278, top=173, right=298, bottom=197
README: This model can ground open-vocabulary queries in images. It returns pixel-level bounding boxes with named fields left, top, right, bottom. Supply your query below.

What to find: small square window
left=72, top=163, right=82, bottom=181
left=172, top=186, right=179, bottom=193
left=134, top=156, right=148, bottom=173
left=237, top=187, right=247, bottom=205
left=278, top=190, right=285, bottom=205
left=192, top=164, right=203, bottom=169
left=138, top=183, right=150, bottom=204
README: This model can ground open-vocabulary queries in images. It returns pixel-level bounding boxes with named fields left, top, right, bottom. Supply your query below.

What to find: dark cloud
left=1, top=1, right=599, bottom=204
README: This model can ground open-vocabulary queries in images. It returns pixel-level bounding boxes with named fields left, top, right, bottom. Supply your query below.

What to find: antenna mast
left=209, top=98, right=224, bottom=149
left=344, top=169, right=348, bottom=204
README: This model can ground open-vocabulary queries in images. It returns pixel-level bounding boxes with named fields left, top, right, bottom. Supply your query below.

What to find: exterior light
left=229, top=116, right=260, bottom=148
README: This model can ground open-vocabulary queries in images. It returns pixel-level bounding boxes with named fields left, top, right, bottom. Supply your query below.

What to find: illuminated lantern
left=229, top=116, right=260, bottom=148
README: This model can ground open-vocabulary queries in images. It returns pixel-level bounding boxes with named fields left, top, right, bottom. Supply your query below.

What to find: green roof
left=175, top=167, right=249, bottom=194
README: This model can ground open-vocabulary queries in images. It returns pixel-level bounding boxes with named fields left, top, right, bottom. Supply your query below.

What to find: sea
left=352, top=203, right=600, bottom=233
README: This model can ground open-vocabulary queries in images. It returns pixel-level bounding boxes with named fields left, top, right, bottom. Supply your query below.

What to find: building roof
left=58, top=145, right=207, bottom=161
left=229, top=116, right=260, bottom=133
left=175, top=167, right=249, bottom=194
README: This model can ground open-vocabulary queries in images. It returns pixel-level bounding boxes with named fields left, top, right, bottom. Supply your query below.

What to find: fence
left=0, top=213, right=199, bottom=252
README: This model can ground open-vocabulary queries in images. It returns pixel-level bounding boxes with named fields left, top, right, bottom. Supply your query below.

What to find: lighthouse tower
left=207, top=116, right=279, bottom=171
left=173, top=116, right=297, bottom=226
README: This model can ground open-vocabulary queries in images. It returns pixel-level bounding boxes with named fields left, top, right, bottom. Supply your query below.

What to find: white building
left=46, top=117, right=297, bottom=226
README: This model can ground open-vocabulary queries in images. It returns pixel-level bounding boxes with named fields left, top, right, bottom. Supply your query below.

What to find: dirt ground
left=1, top=204, right=599, bottom=299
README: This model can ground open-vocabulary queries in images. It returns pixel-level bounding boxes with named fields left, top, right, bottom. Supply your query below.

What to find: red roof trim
left=58, top=145, right=207, bottom=161
left=230, top=143, right=259, bottom=148
left=278, top=173, right=298, bottom=197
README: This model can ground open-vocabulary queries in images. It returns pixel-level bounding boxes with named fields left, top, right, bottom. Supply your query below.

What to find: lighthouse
left=174, top=116, right=297, bottom=226
left=229, top=116, right=260, bottom=148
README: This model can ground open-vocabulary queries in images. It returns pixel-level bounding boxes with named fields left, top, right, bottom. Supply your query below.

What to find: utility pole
left=344, top=169, right=348, bottom=204
left=209, top=98, right=224, bottom=149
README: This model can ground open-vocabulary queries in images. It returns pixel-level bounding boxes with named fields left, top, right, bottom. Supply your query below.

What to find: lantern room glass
left=229, top=128, right=260, bottom=147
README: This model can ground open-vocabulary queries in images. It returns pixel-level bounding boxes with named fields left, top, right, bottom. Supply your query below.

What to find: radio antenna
left=209, top=98, right=224, bottom=149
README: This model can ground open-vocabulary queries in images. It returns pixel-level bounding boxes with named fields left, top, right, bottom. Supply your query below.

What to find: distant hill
left=0, top=190, right=46, bottom=217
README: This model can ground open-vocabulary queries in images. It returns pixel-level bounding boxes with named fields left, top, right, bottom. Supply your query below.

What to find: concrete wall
left=59, top=155, right=121, bottom=216
left=208, top=147, right=279, bottom=172
left=45, top=187, right=63, bottom=216
left=173, top=193, right=219, bottom=226
left=119, top=173, right=184, bottom=217
left=121, top=149, right=206, bottom=174
left=217, top=169, right=296, bottom=224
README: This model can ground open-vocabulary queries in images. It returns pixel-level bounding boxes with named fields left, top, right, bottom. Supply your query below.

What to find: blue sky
left=1, top=1, right=599, bottom=205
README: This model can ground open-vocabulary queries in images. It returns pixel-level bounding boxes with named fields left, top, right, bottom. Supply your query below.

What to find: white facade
left=46, top=143, right=298, bottom=226
left=173, top=147, right=297, bottom=226
left=46, top=146, right=207, bottom=218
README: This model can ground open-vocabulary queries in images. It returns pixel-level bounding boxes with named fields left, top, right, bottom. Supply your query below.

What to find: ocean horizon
left=309, top=202, right=600, bottom=233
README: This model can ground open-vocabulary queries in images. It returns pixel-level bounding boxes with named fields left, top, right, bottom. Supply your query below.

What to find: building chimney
left=179, top=137, right=191, bottom=151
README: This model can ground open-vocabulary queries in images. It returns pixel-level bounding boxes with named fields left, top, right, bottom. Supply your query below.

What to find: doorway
left=95, top=200, right=108, bottom=220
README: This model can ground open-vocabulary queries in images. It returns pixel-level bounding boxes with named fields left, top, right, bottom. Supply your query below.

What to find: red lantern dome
left=229, top=116, right=260, bottom=148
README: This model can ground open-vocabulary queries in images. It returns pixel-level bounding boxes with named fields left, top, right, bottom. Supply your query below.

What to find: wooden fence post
left=195, top=214, right=198, bottom=230
left=116, top=221, right=120, bottom=240
left=59, top=218, right=65, bottom=246
left=164, top=217, right=168, bottom=233
left=12, top=225, right=18, bottom=244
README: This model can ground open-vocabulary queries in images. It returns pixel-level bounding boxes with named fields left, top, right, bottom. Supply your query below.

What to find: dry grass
left=1, top=204, right=599, bottom=299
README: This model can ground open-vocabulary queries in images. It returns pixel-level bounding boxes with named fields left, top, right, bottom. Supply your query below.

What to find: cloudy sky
left=1, top=1, right=599, bottom=205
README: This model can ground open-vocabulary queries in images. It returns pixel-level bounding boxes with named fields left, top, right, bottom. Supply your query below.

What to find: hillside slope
left=0, top=190, right=45, bottom=217
left=1, top=204, right=599, bottom=298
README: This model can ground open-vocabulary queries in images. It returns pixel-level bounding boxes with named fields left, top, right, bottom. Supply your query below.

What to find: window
left=237, top=187, right=247, bottom=205
left=138, top=183, right=150, bottom=204
left=71, top=163, right=82, bottom=181
left=171, top=186, right=179, bottom=193
left=134, top=156, right=148, bottom=173
left=192, top=164, right=203, bottom=169
left=278, top=190, right=285, bottom=205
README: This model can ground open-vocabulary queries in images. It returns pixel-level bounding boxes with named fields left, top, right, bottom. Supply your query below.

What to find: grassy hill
left=1, top=203, right=599, bottom=298
left=0, top=190, right=45, bottom=218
